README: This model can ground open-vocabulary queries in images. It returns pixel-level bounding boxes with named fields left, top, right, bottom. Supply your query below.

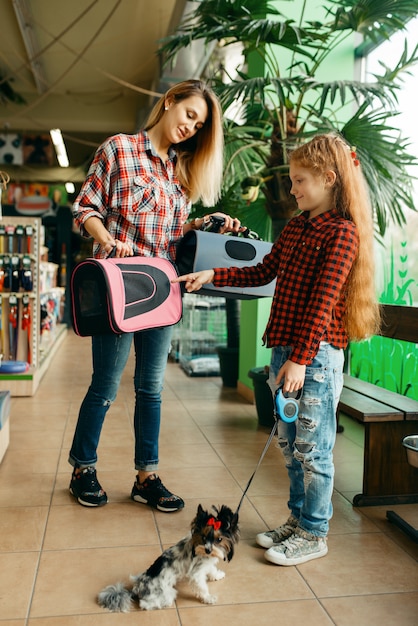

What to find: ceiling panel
left=0, top=0, right=190, bottom=180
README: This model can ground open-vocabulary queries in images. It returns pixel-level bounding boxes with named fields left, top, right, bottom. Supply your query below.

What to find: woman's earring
left=164, top=106, right=168, bottom=111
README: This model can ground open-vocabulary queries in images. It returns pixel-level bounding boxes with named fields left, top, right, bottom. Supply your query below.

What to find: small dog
left=98, top=504, right=239, bottom=611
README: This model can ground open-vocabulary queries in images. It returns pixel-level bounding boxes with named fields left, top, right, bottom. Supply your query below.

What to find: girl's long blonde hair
left=289, top=133, right=380, bottom=340
left=145, top=79, right=224, bottom=207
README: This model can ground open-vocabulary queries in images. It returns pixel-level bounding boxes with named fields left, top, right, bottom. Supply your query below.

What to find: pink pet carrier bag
left=70, top=256, right=182, bottom=336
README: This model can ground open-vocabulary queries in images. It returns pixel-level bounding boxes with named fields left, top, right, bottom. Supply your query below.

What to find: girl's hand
left=276, top=360, right=306, bottom=393
left=172, top=270, right=215, bottom=292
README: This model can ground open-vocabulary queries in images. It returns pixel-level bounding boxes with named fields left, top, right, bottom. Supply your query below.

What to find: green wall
left=237, top=0, right=357, bottom=391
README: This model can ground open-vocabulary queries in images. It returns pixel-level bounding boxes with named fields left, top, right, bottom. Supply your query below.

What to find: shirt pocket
left=130, top=174, right=162, bottom=213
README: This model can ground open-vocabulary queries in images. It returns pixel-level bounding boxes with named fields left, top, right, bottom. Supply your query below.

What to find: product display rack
left=0, top=216, right=67, bottom=396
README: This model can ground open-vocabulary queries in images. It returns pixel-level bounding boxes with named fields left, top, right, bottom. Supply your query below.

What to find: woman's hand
left=210, top=212, right=244, bottom=234
left=172, top=269, right=215, bottom=292
left=103, top=239, right=134, bottom=258
left=276, top=360, right=306, bottom=393
left=83, top=217, right=134, bottom=258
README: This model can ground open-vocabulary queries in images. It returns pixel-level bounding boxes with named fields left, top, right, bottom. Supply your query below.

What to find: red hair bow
left=207, top=517, right=221, bottom=530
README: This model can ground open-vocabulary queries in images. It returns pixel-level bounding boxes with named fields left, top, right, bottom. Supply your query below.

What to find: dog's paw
left=202, top=593, right=217, bottom=605
left=209, top=569, right=225, bottom=582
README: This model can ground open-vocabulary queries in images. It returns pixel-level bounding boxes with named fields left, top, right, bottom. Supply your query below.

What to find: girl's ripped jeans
left=268, top=343, right=344, bottom=537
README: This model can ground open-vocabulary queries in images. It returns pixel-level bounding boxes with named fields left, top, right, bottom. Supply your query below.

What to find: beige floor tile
left=28, top=613, right=181, bottom=625
left=30, top=546, right=164, bottom=617
left=9, top=422, right=65, bottom=445
left=0, top=506, right=48, bottom=551
left=0, top=472, right=56, bottom=507
left=360, top=504, right=418, bottom=559
left=0, top=552, right=40, bottom=619
left=322, top=592, right=418, bottom=626
left=43, top=502, right=159, bottom=550
left=1, top=445, right=61, bottom=475
left=301, top=533, right=418, bottom=597
left=329, top=492, right=380, bottom=535
left=178, top=600, right=334, bottom=626
left=212, top=440, right=280, bottom=468
left=160, top=466, right=243, bottom=501
left=229, top=461, right=289, bottom=494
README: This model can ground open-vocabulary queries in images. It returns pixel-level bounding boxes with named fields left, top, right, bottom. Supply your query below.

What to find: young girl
left=175, top=133, right=380, bottom=562
left=69, top=79, right=242, bottom=511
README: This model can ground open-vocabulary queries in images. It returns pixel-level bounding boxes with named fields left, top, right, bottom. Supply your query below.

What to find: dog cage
left=171, top=293, right=227, bottom=376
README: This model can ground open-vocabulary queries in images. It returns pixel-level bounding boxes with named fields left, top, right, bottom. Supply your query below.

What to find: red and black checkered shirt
left=213, top=209, right=359, bottom=365
left=73, top=131, right=191, bottom=261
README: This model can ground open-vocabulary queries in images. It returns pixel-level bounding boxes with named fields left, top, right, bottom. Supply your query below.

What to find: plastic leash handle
left=275, top=387, right=303, bottom=423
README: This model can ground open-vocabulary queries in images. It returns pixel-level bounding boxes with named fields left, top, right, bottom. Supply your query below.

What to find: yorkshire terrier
left=98, top=504, right=240, bottom=612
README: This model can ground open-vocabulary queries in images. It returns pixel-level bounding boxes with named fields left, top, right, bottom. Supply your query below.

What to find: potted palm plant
left=161, top=0, right=418, bottom=237
left=162, top=0, right=418, bottom=397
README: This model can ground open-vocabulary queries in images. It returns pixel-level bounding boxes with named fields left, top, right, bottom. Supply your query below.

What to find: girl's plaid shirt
left=73, top=130, right=191, bottom=261
left=213, top=209, right=359, bottom=365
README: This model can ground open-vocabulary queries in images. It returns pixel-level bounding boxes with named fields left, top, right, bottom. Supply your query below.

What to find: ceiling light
left=65, top=182, right=75, bottom=194
left=50, top=129, right=69, bottom=168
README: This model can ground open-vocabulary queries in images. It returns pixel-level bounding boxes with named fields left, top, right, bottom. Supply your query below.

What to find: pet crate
left=172, top=293, right=227, bottom=376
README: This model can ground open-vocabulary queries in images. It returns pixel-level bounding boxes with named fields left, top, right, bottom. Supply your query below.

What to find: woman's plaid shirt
left=73, top=131, right=191, bottom=261
left=213, top=209, right=359, bottom=365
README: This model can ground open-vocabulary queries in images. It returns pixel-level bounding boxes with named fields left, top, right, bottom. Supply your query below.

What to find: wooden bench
left=337, top=304, right=418, bottom=507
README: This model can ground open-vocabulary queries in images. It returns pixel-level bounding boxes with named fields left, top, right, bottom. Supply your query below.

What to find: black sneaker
left=69, top=466, right=108, bottom=507
left=131, top=474, right=184, bottom=512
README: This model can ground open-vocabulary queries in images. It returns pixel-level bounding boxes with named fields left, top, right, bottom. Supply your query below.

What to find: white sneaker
left=255, top=515, right=299, bottom=548
left=264, top=528, right=328, bottom=566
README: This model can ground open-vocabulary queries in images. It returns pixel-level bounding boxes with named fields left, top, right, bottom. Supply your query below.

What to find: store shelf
left=0, top=217, right=67, bottom=396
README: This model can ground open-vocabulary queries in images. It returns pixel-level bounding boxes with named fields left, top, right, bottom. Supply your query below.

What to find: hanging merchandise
left=21, top=294, right=31, bottom=364
left=0, top=224, right=4, bottom=253
left=20, top=256, right=33, bottom=291
left=5, top=224, right=15, bottom=253
left=11, top=255, right=20, bottom=292
left=25, top=224, right=33, bottom=254
left=8, top=293, right=18, bottom=360
left=0, top=258, right=4, bottom=292
left=15, top=224, right=24, bottom=252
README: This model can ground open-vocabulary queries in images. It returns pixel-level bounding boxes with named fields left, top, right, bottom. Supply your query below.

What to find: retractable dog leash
left=235, top=386, right=302, bottom=515
left=235, top=415, right=278, bottom=515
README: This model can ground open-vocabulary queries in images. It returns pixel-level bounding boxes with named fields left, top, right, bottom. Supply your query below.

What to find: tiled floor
left=1, top=329, right=417, bottom=625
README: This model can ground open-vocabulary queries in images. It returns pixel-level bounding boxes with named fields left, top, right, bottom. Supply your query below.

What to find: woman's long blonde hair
left=289, top=133, right=380, bottom=340
left=145, top=79, right=224, bottom=207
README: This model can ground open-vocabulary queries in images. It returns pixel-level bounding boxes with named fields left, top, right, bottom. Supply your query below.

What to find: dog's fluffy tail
left=98, top=582, right=134, bottom=613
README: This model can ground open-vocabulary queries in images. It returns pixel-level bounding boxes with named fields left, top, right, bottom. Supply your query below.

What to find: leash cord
left=235, top=416, right=278, bottom=515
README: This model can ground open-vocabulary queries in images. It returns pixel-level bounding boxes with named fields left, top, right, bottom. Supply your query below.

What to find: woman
left=69, top=79, right=242, bottom=511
